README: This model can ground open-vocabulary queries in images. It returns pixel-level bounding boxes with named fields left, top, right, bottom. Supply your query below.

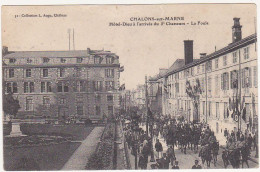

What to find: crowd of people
left=223, top=128, right=258, bottom=168
left=123, top=116, right=222, bottom=169
left=122, top=114, right=258, bottom=169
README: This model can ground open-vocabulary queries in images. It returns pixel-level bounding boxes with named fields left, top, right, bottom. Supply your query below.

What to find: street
left=127, top=124, right=258, bottom=169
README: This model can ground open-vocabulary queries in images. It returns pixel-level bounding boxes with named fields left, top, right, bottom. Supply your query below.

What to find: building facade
left=152, top=18, right=258, bottom=139
left=130, top=84, right=146, bottom=109
left=3, top=48, right=122, bottom=121
left=148, top=69, right=168, bottom=114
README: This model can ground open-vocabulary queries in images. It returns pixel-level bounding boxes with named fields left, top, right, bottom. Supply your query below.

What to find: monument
left=8, top=119, right=26, bottom=137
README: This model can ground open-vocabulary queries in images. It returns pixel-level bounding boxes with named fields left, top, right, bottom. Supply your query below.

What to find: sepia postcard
left=1, top=4, right=259, bottom=170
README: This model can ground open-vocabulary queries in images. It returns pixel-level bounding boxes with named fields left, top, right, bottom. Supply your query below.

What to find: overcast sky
left=2, top=4, right=256, bottom=90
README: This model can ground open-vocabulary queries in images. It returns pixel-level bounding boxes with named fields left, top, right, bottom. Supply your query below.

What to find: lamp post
left=145, top=78, right=162, bottom=162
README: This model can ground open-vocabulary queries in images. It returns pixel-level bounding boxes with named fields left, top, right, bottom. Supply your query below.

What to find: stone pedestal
left=9, top=119, right=26, bottom=137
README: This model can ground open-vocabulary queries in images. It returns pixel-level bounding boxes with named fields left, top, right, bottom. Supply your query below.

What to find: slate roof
left=3, top=49, right=115, bottom=58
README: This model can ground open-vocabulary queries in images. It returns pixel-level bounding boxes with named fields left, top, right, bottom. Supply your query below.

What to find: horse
left=241, top=144, right=250, bottom=168
left=199, top=145, right=212, bottom=168
left=222, top=148, right=241, bottom=168
left=210, top=141, right=219, bottom=167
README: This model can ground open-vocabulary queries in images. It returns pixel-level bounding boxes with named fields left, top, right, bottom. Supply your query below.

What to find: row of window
left=8, top=56, right=115, bottom=65
left=177, top=100, right=251, bottom=122
left=168, top=47, right=251, bottom=81
left=167, top=66, right=257, bottom=97
left=6, top=81, right=116, bottom=93
left=7, top=68, right=115, bottom=78
left=25, top=96, right=114, bottom=115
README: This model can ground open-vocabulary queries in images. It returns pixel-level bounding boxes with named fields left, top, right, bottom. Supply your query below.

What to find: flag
left=119, top=66, right=124, bottom=72
left=241, top=96, right=245, bottom=110
left=227, top=108, right=229, bottom=118
left=164, top=84, right=168, bottom=94
left=249, top=115, right=252, bottom=128
left=232, top=97, right=235, bottom=109
left=242, top=108, right=246, bottom=121
left=229, top=98, right=232, bottom=111
left=119, top=84, right=125, bottom=91
left=252, top=93, right=256, bottom=118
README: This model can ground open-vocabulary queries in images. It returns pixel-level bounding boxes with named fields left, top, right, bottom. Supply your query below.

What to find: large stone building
left=151, top=18, right=258, bottom=140
left=2, top=48, right=122, bottom=122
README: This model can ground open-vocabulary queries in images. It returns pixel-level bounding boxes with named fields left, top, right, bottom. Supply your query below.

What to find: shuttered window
left=254, top=66, right=258, bottom=88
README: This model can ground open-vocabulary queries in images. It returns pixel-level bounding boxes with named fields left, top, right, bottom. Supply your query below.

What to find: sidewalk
left=62, top=127, right=104, bottom=170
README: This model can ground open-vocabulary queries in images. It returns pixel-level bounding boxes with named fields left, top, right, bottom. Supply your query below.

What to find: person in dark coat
left=155, top=139, right=163, bottom=158
left=138, top=153, right=147, bottom=169
left=172, top=161, right=180, bottom=169
left=192, top=160, right=202, bottom=169
left=166, top=145, right=175, bottom=166
left=142, top=142, right=150, bottom=167
left=224, top=128, right=228, bottom=137
left=247, top=134, right=253, bottom=151
left=160, top=153, right=170, bottom=169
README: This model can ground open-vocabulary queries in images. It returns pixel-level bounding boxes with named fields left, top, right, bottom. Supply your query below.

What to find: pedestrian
left=224, top=128, right=228, bottom=138
left=138, top=153, right=147, bottom=169
left=166, top=145, right=175, bottom=166
left=254, top=130, right=258, bottom=158
left=192, top=160, right=202, bottom=169
left=247, top=134, right=253, bottom=151
left=172, top=160, right=180, bottom=169
left=142, top=142, right=150, bottom=167
left=155, top=139, right=163, bottom=158
left=160, top=153, right=170, bottom=169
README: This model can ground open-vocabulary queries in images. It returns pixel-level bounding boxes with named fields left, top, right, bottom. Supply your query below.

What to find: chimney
left=87, top=48, right=90, bottom=54
left=184, top=40, right=193, bottom=65
left=232, top=18, right=242, bottom=43
left=200, top=53, right=207, bottom=59
left=2, top=46, right=9, bottom=56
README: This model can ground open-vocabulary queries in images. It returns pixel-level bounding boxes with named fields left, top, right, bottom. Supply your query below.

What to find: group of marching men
left=123, top=117, right=258, bottom=169
left=123, top=118, right=221, bottom=169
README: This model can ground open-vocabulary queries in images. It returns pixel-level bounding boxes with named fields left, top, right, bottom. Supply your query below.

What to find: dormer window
left=27, top=58, right=32, bottom=64
left=94, top=56, right=102, bottom=64
left=61, top=58, right=66, bottom=63
left=106, top=56, right=114, bottom=64
left=77, top=57, right=83, bottom=63
left=43, top=57, right=50, bottom=63
left=9, top=58, right=16, bottom=63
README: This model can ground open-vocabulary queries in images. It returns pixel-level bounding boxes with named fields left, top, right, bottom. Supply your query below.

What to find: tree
left=3, top=93, right=21, bottom=118
left=35, top=104, right=58, bottom=119
left=186, top=79, right=202, bottom=122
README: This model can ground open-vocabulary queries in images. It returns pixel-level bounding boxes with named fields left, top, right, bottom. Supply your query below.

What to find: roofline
left=3, top=49, right=116, bottom=58
left=165, top=33, right=257, bottom=78
left=2, top=63, right=121, bottom=68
